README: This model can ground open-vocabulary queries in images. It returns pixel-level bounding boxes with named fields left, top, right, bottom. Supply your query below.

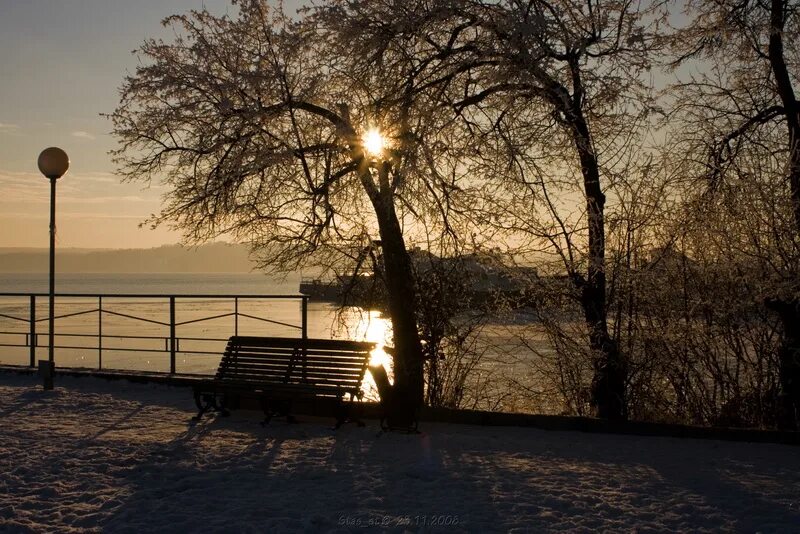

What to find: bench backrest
left=216, top=336, right=375, bottom=397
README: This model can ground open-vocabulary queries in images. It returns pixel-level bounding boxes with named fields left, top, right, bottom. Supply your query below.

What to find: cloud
left=71, top=130, right=96, bottom=140
left=61, top=195, right=150, bottom=205
left=0, top=212, right=148, bottom=220
left=0, top=169, right=159, bottom=207
left=80, top=172, right=117, bottom=184
left=0, top=171, right=51, bottom=203
left=0, top=123, right=21, bottom=136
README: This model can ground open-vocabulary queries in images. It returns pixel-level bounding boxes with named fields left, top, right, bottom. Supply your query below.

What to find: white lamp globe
left=38, top=147, right=70, bottom=179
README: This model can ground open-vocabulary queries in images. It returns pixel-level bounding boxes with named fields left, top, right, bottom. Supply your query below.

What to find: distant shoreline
left=0, top=243, right=257, bottom=274
left=0, top=272, right=300, bottom=296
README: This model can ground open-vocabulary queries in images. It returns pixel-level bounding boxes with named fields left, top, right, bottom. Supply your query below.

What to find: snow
left=1, top=373, right=799, bottom=533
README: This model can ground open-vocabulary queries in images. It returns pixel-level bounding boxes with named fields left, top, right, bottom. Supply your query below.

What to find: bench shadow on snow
left=99, top=410, right=800, bottom=532
left=99, top=413, right=507, bottom=531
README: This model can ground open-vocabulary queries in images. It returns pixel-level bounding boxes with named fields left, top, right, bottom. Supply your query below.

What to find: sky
left=0, top=0, right=303, bottom=249
left=0, top=1, right=689, bottom=251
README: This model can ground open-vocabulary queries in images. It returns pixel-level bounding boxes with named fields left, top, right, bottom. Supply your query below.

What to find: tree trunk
left=768, top=0, right=800, bottom=234
left=368, top=163, right=425, bottom=419
left=571, top=112, right=628, bottom=421
left=766, top=0, right=800, bottom=429
left=766, top=298, right=800, bottom=430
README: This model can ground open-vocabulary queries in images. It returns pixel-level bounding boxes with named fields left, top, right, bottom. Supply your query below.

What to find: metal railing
left=0, top=293, right=309, bottom=374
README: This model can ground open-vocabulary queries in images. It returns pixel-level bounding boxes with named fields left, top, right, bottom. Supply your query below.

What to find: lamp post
left=37, top=147, right=69, bottom=390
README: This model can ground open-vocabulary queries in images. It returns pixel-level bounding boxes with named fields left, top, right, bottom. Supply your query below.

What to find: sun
left=362, top=128, right=386, bottom=157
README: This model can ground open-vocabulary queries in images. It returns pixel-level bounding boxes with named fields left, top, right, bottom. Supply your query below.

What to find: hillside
left=0, top=243, right=255, bottom=273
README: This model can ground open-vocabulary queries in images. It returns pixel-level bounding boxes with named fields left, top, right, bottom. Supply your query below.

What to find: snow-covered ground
left=1, top=373, right=798, bottom=533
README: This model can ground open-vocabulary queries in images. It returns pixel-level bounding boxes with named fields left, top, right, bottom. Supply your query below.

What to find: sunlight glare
left=362, top=310, right=392, bottom=368
left=363, top=128, right=386, bottom=157
left=340, top=308, right=394, bottom=400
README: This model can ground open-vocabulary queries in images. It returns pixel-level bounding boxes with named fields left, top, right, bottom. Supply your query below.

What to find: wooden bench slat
left=222, top=383, right=360, bottom=395
left=230, top=344, right=372, bottom=353
left=222, top=366, right=363, bottom=379
left=230, top=346, right=369, bottom=359
left=221, top=370, right=288, bottom=380
left=228, top=355, right=368, bottom=367
left=225, top=358, right=367, bottom=369
left=228, top=350, right=368, bottom=360
left=212, top=376, right=352, bottom=388
left=199, top=383, right=352, bottom=398
left=227, top=354, right=370, bottom=367
left=226, top=359, right=364, bottom=373
left=230, top=336, right=374, bottom=350
left=220, top=370, right=362, bottom=384
left=224, top=373, right=363, bottom=384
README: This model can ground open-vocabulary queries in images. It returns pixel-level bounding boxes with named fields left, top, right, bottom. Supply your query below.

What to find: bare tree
left=669, top=0, right=800, bottom=428
left=110, top=0, right=478, bottom=420
left=439, top=0, right=668, bottom=420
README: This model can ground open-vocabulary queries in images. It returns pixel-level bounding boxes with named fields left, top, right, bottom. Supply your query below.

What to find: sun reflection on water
left=338, top=308, right=393, bottom=400
left=364, top=315, right=392, bottom=368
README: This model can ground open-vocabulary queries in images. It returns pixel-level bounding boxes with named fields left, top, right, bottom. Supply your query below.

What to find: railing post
left=169, top=297, right=176, bottom=374
left=234, top=297, right=239, bottom=336
left=98, top=296, right=103, bottom=370
left=29, top=295, right=36, bottom=367
left=301, top=297, right=308, bottom=341
left=301, top=296, right=308, bottom=381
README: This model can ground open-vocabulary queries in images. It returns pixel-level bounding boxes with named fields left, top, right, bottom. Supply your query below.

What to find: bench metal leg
left=193, top=390, right=230, bottom=421
left=334, top=398, right=365, bottom=429
left=193, top=390, right=213, bottom=421
left=377, top=394, right=420, bottom=433
left=260, top=397, right=298, bottom=426
left=259, top=396, right=272, bottom=426
left=215, top=393, right=231, bottom=417
left=379, top=418, right=420, bottom=434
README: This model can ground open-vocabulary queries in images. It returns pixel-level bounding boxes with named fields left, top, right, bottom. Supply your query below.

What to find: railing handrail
left=0, top=292, right=306, bottom=299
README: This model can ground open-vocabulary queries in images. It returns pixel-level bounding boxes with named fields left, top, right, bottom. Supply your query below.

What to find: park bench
left=192, top=335, right=375, bottom=427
